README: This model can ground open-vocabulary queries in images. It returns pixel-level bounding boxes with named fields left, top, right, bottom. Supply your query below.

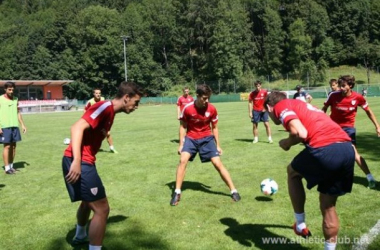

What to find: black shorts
left=62, top=156, right=106, bottom=202
left=342, top=127, right=356, bottom=145
left=251, top=110, right=269, bottom=123
left=0, top=127, right=21, bottom=144
left=291, top=142, right=355, bottom=196
left=182, top=135, right=220, bottom=163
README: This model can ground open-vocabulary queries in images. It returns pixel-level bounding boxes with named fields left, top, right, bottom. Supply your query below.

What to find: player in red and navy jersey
left=84, top=88, right=118, bottom=154
left=265, top=91, right=355, bottom=250
left=177, top=86, right=194, bottom=120
left=322, top=75, right=380, bottom=189
left=170, top=84, right=240, bottom=206
left=62, top=82, right=143, bottom=249
left=248, top=80, right=272, bottom=143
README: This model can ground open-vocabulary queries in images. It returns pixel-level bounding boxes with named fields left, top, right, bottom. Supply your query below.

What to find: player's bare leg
left=252, top=123, right=259, bottom=143
left=170, top=153, right=191, bottom=205
left=106, top=132, right=118, bottom=153
left=352, top=145, right=376, bottom=188
left=287, top=165, right=305, bottom=213
left=211, top=157, right=240, bottom=201
left=288, top=165, right=311, bottom=238
left=320, top=193, right=339, bottom=249
left=264, top=121, right=273, bottom=143
left=87, top=198, right=110, bottom=247
left=3, top=143, right=14, bottom=174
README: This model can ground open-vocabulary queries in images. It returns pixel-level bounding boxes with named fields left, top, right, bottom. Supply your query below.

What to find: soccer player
left=322, top=75, right=379, bottom=189
left=248, top=80, right=272, bottom=143
left=177, top=87, right=194, bottom=120
left=85, top=88, right=118, bottom=154
left=0, top=81, right=27, bottom=174
left=329, top=79, right=339, bottom=92
left=170, top=84, right=241, bottom=206
left=62, top=82, right=143, bottom=249
left=265, top=91, right=355, bottom=250
left=293, top=85, right=312, bottom=103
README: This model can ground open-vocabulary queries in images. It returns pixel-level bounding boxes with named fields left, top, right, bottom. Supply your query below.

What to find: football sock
left=4, top=165, right=10, bottom=171
left=75, top=224, right=87, bottom=239
left=230, top=189, right=238, bottom=194
left=109, top=145, right=115, bottom=150
left=295, top=212, right=305, bottom=228
left=268, top=136, right=272, bottom=141
left=366, top=174, right=375, bottom=181
left=10, top=163, right=14, bottom=169
left=89, top=245, right=102, bottom=250
left=254, top=137, right=258, bottom=141
left=174, top=189, right=181, bottom=194
left=324, top=241, right=336, bottom=250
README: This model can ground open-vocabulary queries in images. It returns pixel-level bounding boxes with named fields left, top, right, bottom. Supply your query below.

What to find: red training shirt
left=180, top=102, right=218, bottom=140
left=64, top=101, right=115, bottom=164
left=273, top=99, right=351, bottom=148
left=177, top=95, right=194, bottom=112
left=248, top=89, right=268, bottom=111
left=324, top=91, right=368, bottom=128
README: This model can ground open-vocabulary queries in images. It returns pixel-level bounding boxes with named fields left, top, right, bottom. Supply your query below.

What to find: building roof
left=0, top=80, right=74, bottom=87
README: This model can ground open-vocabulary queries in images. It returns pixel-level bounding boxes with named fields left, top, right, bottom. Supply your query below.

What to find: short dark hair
left=196, top=84, right=212, bottom=96
left=254, top=80, right=262, bottom=86
left=93, top=88, right=101, bottom=93
left=115, top=81, right=143, bottom=99
left=338, top=75, right=355, bottom=89
left=329, top=79, right=337, bottom=85
left=264, top=91, right=287, bottom=109
left=4, top=81, right=15, bottom=89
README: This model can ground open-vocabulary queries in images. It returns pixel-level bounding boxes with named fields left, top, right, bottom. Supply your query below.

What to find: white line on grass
left=352, top=219, right=380, bottom=250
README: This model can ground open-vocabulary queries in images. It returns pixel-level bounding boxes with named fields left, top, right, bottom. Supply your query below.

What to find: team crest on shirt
left=91, top=187, right=98, bottom=196
left=351, top=100, right=356, bottom=105
left=205, top=112, right=210, bottom=117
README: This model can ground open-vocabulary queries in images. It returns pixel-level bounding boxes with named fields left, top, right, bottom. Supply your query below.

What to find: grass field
left=1, top=97, right=380, bottom=250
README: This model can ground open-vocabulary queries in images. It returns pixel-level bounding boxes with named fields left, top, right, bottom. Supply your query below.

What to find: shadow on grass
left=354, top=175, right=380, bottom=191
left=255, top=196, right=274, bottom=202
left=235, top=139, right=253, bottom=143
left=47, top=215, right=170, bottom=249
left=220, top=218, right=308, bottom=249
left=0, top=184, right=5, bottom=190
left=166, top=181, right=231, bottom=198
left=355, top=133, right=380, bottom=162
left=13, top=161, right=29, bottom=170
left=170, top=139, right=180, bottom=143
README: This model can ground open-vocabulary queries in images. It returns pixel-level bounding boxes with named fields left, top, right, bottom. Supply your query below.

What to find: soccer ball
left=63, top=138, right=71, bottom=145
left=260, top=178, right=278, bottom=196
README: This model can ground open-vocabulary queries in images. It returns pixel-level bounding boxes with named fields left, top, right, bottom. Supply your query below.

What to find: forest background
left=1, top=0, right=380, bottom=99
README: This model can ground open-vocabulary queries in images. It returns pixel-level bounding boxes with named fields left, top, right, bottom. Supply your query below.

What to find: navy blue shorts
left=251, top=110, right=269, bottom=123
left=62, top=156, right=106, bottom=202
left=0, top=127, right=21, bottom=144
left=182, top=135, right=220, bottom=163
left=342, top=127, right=356, bottom=145
left=291, top=142, right=355, bottom=196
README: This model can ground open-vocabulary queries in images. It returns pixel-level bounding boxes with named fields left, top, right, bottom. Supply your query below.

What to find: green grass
left=1, top=97, right=380, bottom=250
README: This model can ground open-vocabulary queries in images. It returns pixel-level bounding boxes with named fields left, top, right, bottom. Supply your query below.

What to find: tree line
left=0, top=0, right=379, bottom=98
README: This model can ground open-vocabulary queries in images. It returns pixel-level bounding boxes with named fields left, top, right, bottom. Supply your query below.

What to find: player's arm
left=280, top=119, right=307, bottom=151
left=248, top=100, right=253, bottom=118
left=211, top=123, right=222, bottom=155
left=177, top=105, right=181, bottom=120
left=17, top=105, right=26, bottom=133
left=364, top=108, right=380, bottom=136
left=65, top=118, right=90, bottom=184
left=178, top=120, right=187, bottom=154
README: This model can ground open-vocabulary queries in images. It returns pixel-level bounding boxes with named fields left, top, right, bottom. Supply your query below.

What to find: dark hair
left=4, top=81, right=15, bottom=89
left=196, top=84, right=212, bottom=96
left=93, top=88, right=101, bottom=93
left=254, top=80, right=262, bottom=86
left=329, top=79, right=337, bottom=85
left=264, top=91, right=287, bottom=109
left=115, top=81, right=143, bottom=99
left=338, top=75, right=355, bottom=89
